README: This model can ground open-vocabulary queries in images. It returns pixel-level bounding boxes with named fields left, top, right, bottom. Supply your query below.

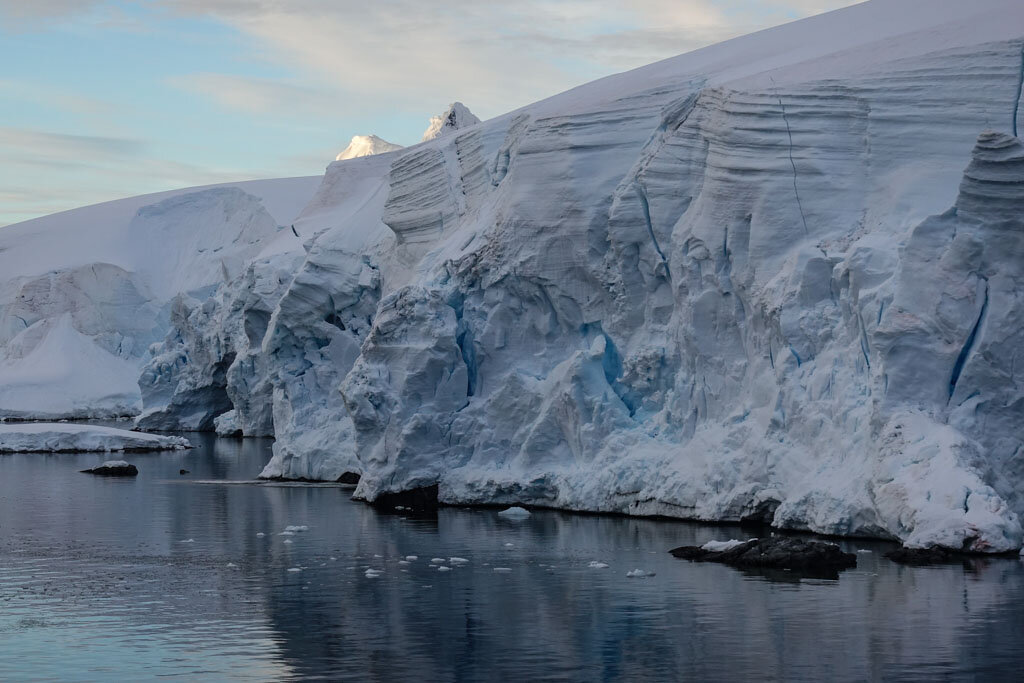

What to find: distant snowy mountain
left=421, top=102, right=480, bottom=141
left=0, top=177, right=319, bottom=418
left=3, top=0, right=1024, bottom=553
left=335, top=135, right=403, bottom=161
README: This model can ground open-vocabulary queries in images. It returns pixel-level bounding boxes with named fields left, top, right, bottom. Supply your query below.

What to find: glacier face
left=5, top=0, right=1024, bottom=551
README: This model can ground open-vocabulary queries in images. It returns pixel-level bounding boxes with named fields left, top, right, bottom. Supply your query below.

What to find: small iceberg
left=436, top=566, right=452, bottom=572
left=364, top=568, right=383, bottom=578
left=449, top=557, right=469, bottom=565
left=588, top=561, right=609, bottom=569
left=1, top=423, right=191, bottom=453
left=626, top=569, right=655, bottom=578
left=497, top=506, right=531, bottom=518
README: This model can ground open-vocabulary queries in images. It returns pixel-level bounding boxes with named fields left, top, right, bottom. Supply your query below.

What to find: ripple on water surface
left=2, top=431, right=1024, bottom=681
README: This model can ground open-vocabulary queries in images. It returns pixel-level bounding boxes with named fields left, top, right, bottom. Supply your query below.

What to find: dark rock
left=337, top=472, right=361, bottom=485
left=670, top=537, right=857, bottom=579
left=81, top=461, right=138, bottom=477
left=179, top=469, right=190, bottom=475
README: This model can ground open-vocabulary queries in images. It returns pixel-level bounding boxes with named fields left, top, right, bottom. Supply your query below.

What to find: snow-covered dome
left=335, top=135, right=403, bottom=161
left=421, top=102, right=480, bottom=142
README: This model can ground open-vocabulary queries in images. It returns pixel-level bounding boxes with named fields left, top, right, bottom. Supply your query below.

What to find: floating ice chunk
left=373, top=554, right=382, bottom=558
left=493, top=567, right=512, bottom=573
left=626, top=569, right=655, bottom=578
left=364, top=568, right=383, bottom=578
left=436, top=566, right=452, bottom=572
left=279, top=531, right=295, bottom=536
left=405, top=555, right=418, bottom=561
left=504, top=543, right=514, bottom=547
left=179, top=539, right=194, bottom=544
left=283, top=539, right=293, bottom=544
left=449, top=557, right=469, bottom=564
left=226, top=562, right=238, bottom=568
left=857, top=549, right=873, bottom=554
left=497, top=506, right=531, bottom=518
left=430, top=557, right=447, bottom=563
left=398, top=560, right=410, bottom=565
left=329, top=557, right=337, bottom=561
left=284, top=525, right=309, bottom=533
left=287, top=567, right=302, bottom=573
left=588, top=561, right=609, bottom=569
left=256, top=532, right=265, bottom=538
left=700, top=540, right=749, bottom=552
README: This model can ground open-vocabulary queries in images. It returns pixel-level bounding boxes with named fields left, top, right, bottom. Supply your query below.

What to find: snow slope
left=0, top=423, right=190, bottom=452
left=10, top=0, right=1024, bottom=551
left=0, top=176, right=320, bottom=418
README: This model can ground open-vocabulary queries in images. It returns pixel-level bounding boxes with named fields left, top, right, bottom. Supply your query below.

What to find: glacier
left=3, top=0, right=1024, bottom=552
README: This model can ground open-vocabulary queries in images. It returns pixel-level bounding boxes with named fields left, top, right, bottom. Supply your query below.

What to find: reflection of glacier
left=259, top=506, right=1024, bottom=681
left=3, top=0, right=1024, bottom=551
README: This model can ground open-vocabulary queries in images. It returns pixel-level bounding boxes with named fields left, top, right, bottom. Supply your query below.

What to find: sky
left=0, top=0, right=858, bottom=226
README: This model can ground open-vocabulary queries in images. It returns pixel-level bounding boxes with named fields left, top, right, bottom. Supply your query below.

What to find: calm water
left=1, top=432, right=1023, bottom=681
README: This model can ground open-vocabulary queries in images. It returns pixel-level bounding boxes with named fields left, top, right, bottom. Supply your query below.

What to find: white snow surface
left=701, top=540, right=751, bottom=553
left=0, top=423, right=190, bottom=453
left=336, top=135, right=404, bottom=161
left=4, top=0, right=1024, bottom=552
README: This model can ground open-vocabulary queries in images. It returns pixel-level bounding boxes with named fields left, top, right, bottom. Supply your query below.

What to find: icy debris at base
left=336, top=135, right=403, bottom=162
left=4, top=1, right=1024, bottom=553
left=626, top=569, right=655, bottom=578
left=588, top=562, right=610, bottom=569
left=701, top=540, right=750, bottom=553
left=421, top=102, right=480, bottom=142
left=497, top=507, right=531, bottom=518
left=0, top=423, right=190, bottom=453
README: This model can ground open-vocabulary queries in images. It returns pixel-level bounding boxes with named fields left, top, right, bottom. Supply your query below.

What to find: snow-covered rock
left=421, top=102, right=480, bottom=142
left=0, top=423, right=190, bottom=452
left=336, top=135, right=403, bottom=161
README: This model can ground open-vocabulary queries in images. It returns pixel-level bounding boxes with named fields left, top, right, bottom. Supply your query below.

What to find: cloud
left=166, top=72, right=353, bottom=118
left=155, top=0, right=859, bottom=119
left=0, top=125, right=270, bottom=226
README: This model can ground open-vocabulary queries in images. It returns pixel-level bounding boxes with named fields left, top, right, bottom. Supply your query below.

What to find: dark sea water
left=1, top=431, right=1023, bottom=681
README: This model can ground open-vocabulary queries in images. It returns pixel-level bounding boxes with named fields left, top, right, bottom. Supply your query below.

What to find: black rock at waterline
left=81, top=462, right=138, bottom=477
left=670, top=537, right=857, bottom=578
left=179, top=469, right=190, bottom=475
left=337, top=472, right=360, bottom=485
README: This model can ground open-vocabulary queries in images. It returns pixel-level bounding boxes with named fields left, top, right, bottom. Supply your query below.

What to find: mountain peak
left=421, top=102, right=480, bottom=142
left=335, top=135, right=403, bottom=161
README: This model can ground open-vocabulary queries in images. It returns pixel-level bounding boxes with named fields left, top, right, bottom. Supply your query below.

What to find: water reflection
left=1, top=433, right=1022, bottom=681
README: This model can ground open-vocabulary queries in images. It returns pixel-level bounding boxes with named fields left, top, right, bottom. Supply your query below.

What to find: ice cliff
left=5, top=0, right=1024, bottom=552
